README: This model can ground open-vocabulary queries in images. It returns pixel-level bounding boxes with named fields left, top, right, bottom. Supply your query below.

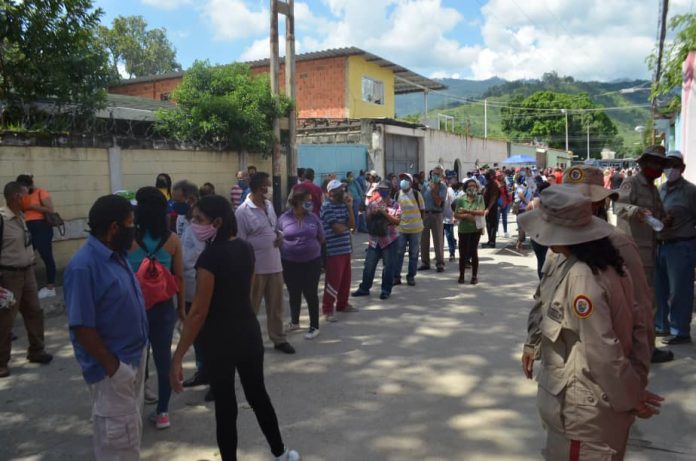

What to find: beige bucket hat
left=517, top=186, right=614, bottom=246
left=562, top=165, right=618, bottom=201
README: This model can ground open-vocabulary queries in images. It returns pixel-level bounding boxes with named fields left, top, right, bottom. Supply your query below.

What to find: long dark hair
left=135, top=186, right=169, bottom=240
left=195, top=195, right=237, bottom=244
left=568, top=237, right=625, bottom=276
left=156, top=173, right=172, bottom=197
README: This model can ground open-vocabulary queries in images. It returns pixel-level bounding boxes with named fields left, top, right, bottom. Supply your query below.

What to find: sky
left=94, top=0, right=696, bottom=82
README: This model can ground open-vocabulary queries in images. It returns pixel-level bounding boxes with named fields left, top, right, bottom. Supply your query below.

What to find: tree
left=501, top=91, right=618, bottom=157
left=99, top=15, right=182, bottom=80
left=155, top=61, right=292, bottom=153
left=648, top=13, right=696, bottom=113
left=0, top=0, right=111, bottom=115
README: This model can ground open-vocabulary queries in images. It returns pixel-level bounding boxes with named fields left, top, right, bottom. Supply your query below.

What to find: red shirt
left=293, top=180, right=323, bottom=216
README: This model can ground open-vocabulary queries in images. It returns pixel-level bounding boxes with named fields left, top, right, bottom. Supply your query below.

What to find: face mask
left=156, top=179, right=168, bottom=189
left=431, top=175, right=440, bottom=183
left=302, top=200, right=314, bottom=211
left=191, top=222, right=217, bottom=242
left=332, top=190, right=345, bottom=202
left=400, top=179, right=410, bottom=191
left=347, top=177, right=353, bottom=183
left=466, top=188, right=477, bottom=196
left=172, top=202, right=189, bottom=215
left=238, top=180, right=248, bottom=189
left=379, top=190, right=390, bottom=199
left=665, top=168, right=682, bottom=182
left=112, top=225, right=135, bottom=252
left=642, top=166, right=662, bottom=180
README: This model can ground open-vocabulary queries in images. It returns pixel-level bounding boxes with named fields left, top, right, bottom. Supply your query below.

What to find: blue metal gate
left=298, top=144, right=369, bottom=185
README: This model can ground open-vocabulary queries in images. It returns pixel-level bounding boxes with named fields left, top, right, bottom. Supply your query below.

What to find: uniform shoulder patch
left=566, top=167, right=585, bottom=183
left=619, top=181, right=632, bottom=194
left=573, top=295, right=593, bottom=319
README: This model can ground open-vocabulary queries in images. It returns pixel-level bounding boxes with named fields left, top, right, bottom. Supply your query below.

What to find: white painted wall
left=423, top=130, right=509, bottom=174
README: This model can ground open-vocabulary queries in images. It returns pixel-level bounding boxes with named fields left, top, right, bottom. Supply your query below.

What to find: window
left=361, top=77, right=384, bottom=105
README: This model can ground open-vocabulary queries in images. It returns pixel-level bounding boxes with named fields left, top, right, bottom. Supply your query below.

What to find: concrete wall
left=423, top=131, right=509, bottom=174
left=0, top=145, right=269, bottom=282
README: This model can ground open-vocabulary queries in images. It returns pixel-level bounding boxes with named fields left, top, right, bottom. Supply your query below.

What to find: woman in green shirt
left=454, top=178, right=486, bottom=284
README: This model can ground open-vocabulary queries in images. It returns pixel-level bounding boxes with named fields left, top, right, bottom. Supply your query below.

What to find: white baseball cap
left=327, top=179, right=345, bottom=192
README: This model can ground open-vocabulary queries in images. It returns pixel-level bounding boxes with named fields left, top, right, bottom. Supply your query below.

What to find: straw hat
left=562, top=165, right=618, bottom=201
left=517, top=187, right=614, bottom=246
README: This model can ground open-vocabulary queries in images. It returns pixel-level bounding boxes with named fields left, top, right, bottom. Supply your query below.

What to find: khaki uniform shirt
left=615, top=174, right=665, bottom=284
left=0, top=207, right=34, bottom=269
left=534, top=259, right=643, bottom=445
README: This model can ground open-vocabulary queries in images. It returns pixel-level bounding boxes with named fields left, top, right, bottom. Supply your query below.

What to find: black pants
left=531, top=240, right=549, bottom=280
left=459, top=232, right=481, bottom=278
left=282, top=258, right=321, bottom=329
left=26, top=220, right=56, bottom=285
left=211, top=353, right=285, bottom=460
left=486, top=205, right=499, bottom=245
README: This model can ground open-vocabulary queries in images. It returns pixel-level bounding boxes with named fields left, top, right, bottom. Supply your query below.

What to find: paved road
left=1, top=233, right=695, bottom=460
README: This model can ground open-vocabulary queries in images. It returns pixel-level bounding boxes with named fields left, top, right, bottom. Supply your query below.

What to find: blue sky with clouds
left=94, top=0, right=695, bottom=82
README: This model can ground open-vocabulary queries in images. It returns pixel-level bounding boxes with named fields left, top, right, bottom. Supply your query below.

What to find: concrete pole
left=586, top=124, right=590, bottom=161
left=270, top=0, right=282, bottom=212
left=285, top=0, right=297, bottom=193
left=484, top=98, right=488, bottom=138
left=423, top=90, right=429, bottom=123
left=564, top=110, right=569, bottom=152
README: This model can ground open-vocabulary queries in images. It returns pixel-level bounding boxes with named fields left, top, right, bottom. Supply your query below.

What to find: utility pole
left=285, top=0, right=297, bottom=193
left=561, top=109, right=569, bottom=152
left=484, top=98, right=488, bottom=138
left=586, top=123, right=590, bottom=161
left=651, top=0, right=670, bottom=144
left=269, top=0, right=297, bottom=212
left=423, top=90, right=429, bottom=124
left=270, top=0, right=281, bottom=212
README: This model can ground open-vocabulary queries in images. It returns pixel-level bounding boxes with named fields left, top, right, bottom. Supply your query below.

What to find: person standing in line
left=394, top=173, right=424, bottom=287
left=497, top=170, right=512, bottom=239
left=321, top=180, right=355, bottom=322
left=346, top=171, right=365, bottom=232
left=236, top=172, right=295, bottom=355
left=655, top=151, right=696, bottom=345
left=482, top=170, right=500, bottom=248
left=64, top=194, right=148, bottom=459
left=170, top=196, right=300, bottom=461
left=292, top=168, right=323, bottom=217
left=127, top=187, right=185, bottom=429
left=443, top=175, right=458, bottom=262
left=514, top=175, right=533, bottom=251
left=352, top=181, right=402, bottom=300
left=172, top=181, right=212, bottom=399
left=615, top=144, right=674, bottom=364
left=230, top=171, right=250, bottom=211
left=0, top=182, right=53, bottom=378
left=454, top=178, right=485, bottom=285
left=364, top=170, right=379, bottom=205
left=278, top=187, right=324, bottom=340
left=15, top=175, right=57, bottom=299
left=419, top=165, right=447, bottom=272
left=518, top=187, right=661, bottom=460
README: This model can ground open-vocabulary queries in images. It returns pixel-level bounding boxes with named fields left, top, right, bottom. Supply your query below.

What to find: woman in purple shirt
left=278, top=187, right=325, bottom=339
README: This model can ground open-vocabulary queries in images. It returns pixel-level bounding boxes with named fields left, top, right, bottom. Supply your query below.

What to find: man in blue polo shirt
left=64, top=195, right=148, bottom=460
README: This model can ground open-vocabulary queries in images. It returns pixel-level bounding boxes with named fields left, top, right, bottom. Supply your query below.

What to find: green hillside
left=396, top=74, right=652, bottom=157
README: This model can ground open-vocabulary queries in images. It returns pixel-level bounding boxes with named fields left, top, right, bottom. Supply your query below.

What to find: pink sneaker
left=154, top=412, right=170, bottom=430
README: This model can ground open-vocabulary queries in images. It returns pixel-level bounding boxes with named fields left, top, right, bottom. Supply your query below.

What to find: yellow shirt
left=397, top=189, right=424, bottom=234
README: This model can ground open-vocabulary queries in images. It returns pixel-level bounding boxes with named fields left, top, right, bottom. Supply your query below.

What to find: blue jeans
left=396, top=232, right=421, bottom=281
left=655, top=240, right=696, bottom=337
left=443, top=223, right=457, bottom=257
left=358, top=240, right=399, bottom=295
left=498, top=205, right=509, bottom=234
left=147, top=299, right=177, bottom=414
left=26, top=220, right=56, bottom=285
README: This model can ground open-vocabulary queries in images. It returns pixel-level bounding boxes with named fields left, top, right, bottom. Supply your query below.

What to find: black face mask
left=332, top=190, right=345, bottom=202
left=156, top=179, right=168, bottom=189
left=112, top=225, right=136, bottom=253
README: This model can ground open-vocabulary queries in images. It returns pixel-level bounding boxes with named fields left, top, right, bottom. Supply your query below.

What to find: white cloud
left=202, top=0, right=268, bottom=41
left=141, top=0, right=192, bottom=9
left=430, top=71, right=461, bottom=79
left=471, top=0, right=695, bottom=81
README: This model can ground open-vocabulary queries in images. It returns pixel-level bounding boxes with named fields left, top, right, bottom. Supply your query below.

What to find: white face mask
left=665, top=168, right=682, bottom=183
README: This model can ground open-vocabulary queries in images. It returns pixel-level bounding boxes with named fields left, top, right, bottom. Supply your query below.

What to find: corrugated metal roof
left=110, top=47, right=446, bottom=95
left=246, top=47, right=446, bottom=94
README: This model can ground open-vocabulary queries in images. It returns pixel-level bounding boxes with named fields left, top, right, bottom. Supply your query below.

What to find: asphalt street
left=1, top=230, right=695, bottom=461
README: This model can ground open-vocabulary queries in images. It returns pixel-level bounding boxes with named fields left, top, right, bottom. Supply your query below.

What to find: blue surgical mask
left=432, top=174, right=440, bottom=183
left=379, top=190, right=390, bottom=199
left=238, top=179, right=248, bottom=189
left=302, top=200, right=314, bottom=211
left=400, top=179, right=410, bottom=191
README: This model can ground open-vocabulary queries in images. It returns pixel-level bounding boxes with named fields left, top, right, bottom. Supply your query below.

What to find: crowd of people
left=1, top=144, right=694, bottom=460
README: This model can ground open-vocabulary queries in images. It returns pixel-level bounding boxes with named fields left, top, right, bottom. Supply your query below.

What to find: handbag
left=44, top=212, right=66, bottom=236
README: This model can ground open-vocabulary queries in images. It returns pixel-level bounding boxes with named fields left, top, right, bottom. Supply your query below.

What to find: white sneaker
left=324, top=315, right=337, bottom=323
left=304, top=328, right=320, bottom=340
left=38, top=287, right=56, bottom=299
left=285, top=322, right=300, bottom=332
left=274, top=449, right=300, bottom=461
left=144, top=386, right=158, bottom=405
left=504, top=233, right=510, bottom=239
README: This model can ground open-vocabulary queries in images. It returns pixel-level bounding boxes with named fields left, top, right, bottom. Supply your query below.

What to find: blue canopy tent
left=502, top=154, right=537, bottom=165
